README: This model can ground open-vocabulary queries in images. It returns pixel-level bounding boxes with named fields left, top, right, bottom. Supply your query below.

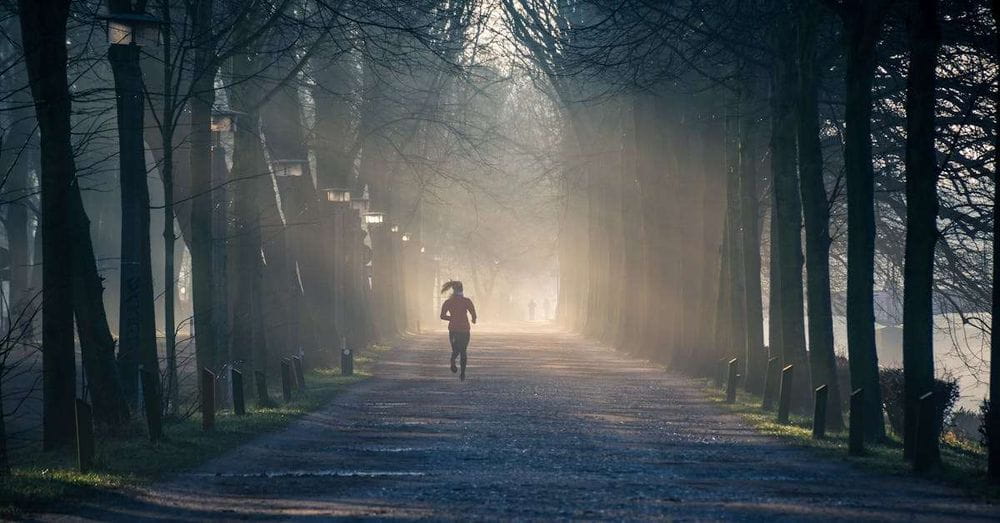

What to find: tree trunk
left=901, top=0, right=941, bottom=470
left=770, top=7, right=811, bottom=409
left=989, top=0, right=1000, bottom=484
left=19, top=0, right=78, bottom=449
left=738, top=66, right=766, bottom=394
left=69, top=188, right=131, bottom=427
left=108, top=39, right=160, bottom=404
left=842, top=4, right=888, bottom=442
left=189, top=0, right=219, bottom=385
left=797, top=0, right=843, bottom=430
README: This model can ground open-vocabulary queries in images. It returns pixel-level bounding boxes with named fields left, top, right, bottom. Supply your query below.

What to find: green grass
left=0, top=344, right=391, bottom=517
left=706, top=384, right=1000, bottom=500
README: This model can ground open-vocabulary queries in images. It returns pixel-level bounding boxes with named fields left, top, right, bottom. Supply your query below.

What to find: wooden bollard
left=139, top=368, right=162, bottom=441
left=231, top=368, right=246, bottom=416
left=762, top=357, right=779, bottom=410
left=849, top=388, right=864, bottom=456
left=280, top=359, right=293, bottom=403
left=725, top=358, right=739, bottom=403
left=201, top=368, right=215, bottom=431
left=914, top=391, right=937, bottom=472
left=292, top=356, right=306, bottom=390
left=75, top=399, right=95, bottom=473
left=254, top=370, right=270, bottom=408
left=777, top=364, right=794, bottom=424
left=341, top=349, right=354, bottom=376
left=813, top=384, right=828, bottom=439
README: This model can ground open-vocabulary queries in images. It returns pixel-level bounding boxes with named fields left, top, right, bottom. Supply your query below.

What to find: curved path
left=59, top=325, right=998, bottom=521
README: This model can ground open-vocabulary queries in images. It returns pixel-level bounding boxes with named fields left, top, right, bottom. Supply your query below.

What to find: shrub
left=878, top=367, right=959, bottom=438
left=948, top=407, right=983, bottom=444
left=982, top=399, right=996, bottom=449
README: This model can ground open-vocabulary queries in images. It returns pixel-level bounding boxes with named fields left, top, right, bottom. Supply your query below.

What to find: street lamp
left=401, top=233, right=410, bottom=242
left=210, top=109, right=241, bottom=133
left=390, top=225, right=399, bottom=233
left=363, top=212, right=385, bottom=225
left=104, top=13, right=162, bottom=47
left=272, top=159, right=307, bottom=178
left=324, top=187, right=351, bottom=203
left=351, top=194, right=370, bottom=212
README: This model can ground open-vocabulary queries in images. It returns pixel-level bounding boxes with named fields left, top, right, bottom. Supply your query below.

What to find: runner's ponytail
left=441, top=280, right=463, bottom=294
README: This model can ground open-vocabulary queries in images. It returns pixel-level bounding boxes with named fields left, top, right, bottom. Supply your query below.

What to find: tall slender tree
left=902, top=0, right=941, bottom=471
left=828, top=0, right=893, bottom=441
left=797, top=0, right=843, bottom=430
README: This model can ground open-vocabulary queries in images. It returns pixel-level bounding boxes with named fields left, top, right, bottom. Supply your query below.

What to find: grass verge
left=0, top=344, right=391, bottom=517
left=706, top=385, right=1000, bottom=500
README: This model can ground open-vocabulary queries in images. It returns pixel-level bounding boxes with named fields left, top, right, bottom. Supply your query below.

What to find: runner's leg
left=449, top=331, right=459, bottom=373
left=458, top=332, right=470, bottom=379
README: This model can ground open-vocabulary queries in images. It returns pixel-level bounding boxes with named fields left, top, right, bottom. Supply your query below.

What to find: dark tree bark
left=19, top=0, right=78, bottom=449
left=189, top=0, right=219, bottom=383
left=770, top=5, right=811, bottom=408
left=768, top=201, right=782, bottom=362
left=107, top=11, right=160, bottom=403
left=796, top=0, right=843, bottom=431
left=738, top=67, right=766, bottom=394
left=68, top=188, right=131, bottom=427
left=989, top=0, right=1000, bottom=484
left=722, top=100, right=748, bottom=368
left=985, top=0, right=1000, bottom=483
left=835, top=0, right=891, bottom=442
left=901, top=0, right=941, bottom=471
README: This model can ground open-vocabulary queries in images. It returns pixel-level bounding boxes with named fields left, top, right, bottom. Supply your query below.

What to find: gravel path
left=51, top=325, right=999, bottom=521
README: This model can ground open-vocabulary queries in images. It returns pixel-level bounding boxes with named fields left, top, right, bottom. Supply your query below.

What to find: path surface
left=55, top=325, right=998, bottom=521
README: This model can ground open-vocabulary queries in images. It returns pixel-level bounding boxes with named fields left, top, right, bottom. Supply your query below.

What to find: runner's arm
left=469, top=300, right=477, bottom=324
left=440, top=302, right=450, bottom=321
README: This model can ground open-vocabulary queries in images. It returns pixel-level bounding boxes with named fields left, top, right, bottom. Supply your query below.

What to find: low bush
left=879, top=367, right=959, bottom=438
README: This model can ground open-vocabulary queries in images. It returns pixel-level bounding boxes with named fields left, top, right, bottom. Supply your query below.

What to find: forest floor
left=31, top=324, right=1000, bottom=521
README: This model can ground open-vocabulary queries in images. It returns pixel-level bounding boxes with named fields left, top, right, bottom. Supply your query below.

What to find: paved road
left=56, top=325, right=999, bottom=521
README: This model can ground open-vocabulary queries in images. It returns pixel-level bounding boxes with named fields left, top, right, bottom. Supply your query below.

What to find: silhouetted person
left=528, top=299, right=536, bottom=321
left=440, top=280, right=476, bottom=380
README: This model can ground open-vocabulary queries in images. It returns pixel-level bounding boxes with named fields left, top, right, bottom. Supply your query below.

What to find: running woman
left=440, top=280, right=477, bottom=380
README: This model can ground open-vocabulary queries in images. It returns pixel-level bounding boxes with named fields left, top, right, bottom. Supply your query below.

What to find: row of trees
left=513, top=0, right=998, bottom=476
left=0, top=0, right=490, bottom=462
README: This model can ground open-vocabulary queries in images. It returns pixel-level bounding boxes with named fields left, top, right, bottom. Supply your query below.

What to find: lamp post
left=273, top=158, right=307, bottom=178
left=208, top=108, right=237, bottom=377
left=105, top=9, right=163, bottom=403
left=322, top=188, right=353, bottom=345
left=351, top=189, right=371, bottom=213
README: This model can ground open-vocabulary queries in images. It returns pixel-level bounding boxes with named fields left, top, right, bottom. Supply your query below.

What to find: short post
left=777, top=364, right=794, bottom=424
left=341, top=348, right=354, bottom=376
left=254, top=370, right=270, bottom=408
left=725, top=358, right=738, bottom=403
left=201, top=368, right=215, bottom=431
left=914, top=391, right=937, bottom=472
left=231, top=368, right=246, bottom=416
left=75, top=399, right=94, bottom=473
left=761, top=357, right=779, bottom=410
left=812, top=384, right=828, bottom=439
left=139, top=367, right=162, bottom=441
left=292, top=355, right=306, bottom=390
left=280, top=359, right=293, bottom=403
left=849, top=388, right=865, bottom=456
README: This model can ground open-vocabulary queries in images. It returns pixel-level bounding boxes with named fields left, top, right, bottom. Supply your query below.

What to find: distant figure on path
left=440, top=281, right=477, bottom=380
left=528, top=299, right=536, bottom=321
